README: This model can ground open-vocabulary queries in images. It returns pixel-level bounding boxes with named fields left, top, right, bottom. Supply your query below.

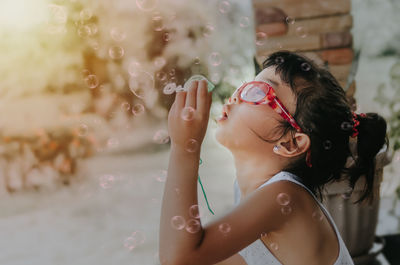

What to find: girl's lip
left=216, top=104, right=230, bottom=122
left=217, top=115, right=228, bottom=122
left=217, top=110, right=228, bottom=122
left=222, top=105, right=229, bottom=117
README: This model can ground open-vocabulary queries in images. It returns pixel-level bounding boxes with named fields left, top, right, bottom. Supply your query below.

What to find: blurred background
left=0, top=0, right=399, bottom=264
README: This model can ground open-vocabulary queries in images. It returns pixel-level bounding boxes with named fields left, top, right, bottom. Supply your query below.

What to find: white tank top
left=233, top=171, right=354, bottom=265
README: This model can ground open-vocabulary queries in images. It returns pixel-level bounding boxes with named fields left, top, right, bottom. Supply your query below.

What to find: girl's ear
left=273, top=132, right=310, bottom=157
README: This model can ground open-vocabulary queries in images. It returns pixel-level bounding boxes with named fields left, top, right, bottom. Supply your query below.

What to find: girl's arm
left=159, top=80, right=296, bottom=265
left=159, top=80, right=211, bottom=264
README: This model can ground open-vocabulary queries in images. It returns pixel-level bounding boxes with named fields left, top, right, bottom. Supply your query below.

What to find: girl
left=159, top=51, right=387, bottom=265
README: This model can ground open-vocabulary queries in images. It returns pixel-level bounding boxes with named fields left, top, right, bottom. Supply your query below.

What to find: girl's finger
left=203, top=91, right=212, bottom=119
left=169, top=100, right=177, bottom=114
left=197, top=80, right=208, bottom=114
left=185, top=81, right=198, bottom=109
left=175, top=91, right=187, bottom=110
left=208, top=91, right=213, bottom=110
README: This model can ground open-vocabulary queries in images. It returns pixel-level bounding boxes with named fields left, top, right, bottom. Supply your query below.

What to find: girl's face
left=215, top=67, right=297, bottom=152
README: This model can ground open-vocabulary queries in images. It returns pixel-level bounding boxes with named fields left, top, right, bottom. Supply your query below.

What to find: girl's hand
left=168, top=80, right=212, bottom=152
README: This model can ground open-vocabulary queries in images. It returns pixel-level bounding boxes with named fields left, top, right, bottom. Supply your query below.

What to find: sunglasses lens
left=240, top=83, right=267, bottom=102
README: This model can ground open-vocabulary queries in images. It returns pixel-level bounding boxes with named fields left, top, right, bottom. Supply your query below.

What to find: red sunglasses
left=228, top=81, right=302, bottom=132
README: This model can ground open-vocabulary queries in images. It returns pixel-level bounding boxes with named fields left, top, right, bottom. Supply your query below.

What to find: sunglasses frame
left=229, top=81, right=302, bottom=132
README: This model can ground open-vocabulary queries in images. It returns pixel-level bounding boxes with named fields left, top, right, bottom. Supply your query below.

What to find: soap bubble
left=276, top=193, right=290, bottom=206
left=270, top=242, right=279, bottom=251
left=218, top=223, right=231, bottom=234
left=301, top=62, right=311, bottom=71
left=136, top=0, right=158, bottom=11
left=85, top=75, right=99, bottom=89
left=80, top=9, right=93, bottom=20
left=163, top=83, right=176, bottom=95
left=154, top=57, right=167, bottom=68
left=181, top=107, right=195, bottom=121
left=163, top=32, right=172, bottom=42
left=110, top=27, right=127, bottom=42
left=130, top=85, right=145, bottom=99
left=274, top=57, right=284, bottom=64
left=323, top=140, right=332, bottom=150
left=255, top=32, right=268, bottom=46
left=156, top=71, right=168, bottom=81
left=209, top=52, right=222, bottom=66
left=99, top=174, right=115, bottom=189
left=185, top=139, right=199, bottom=153
left=155, top=169, right=167, bottom=182
left=189, top=204, right=201, bottom=218
left=186, top=219, right=201, bottom=233
left=203, top=24, right=215, bottom=37
left=77, top=123, right=89, bottom=137
left=121, top=102, right=131, bottom=112
left=107, top=138, right=119, bottom=148
left=109, top=46, right=125, bottom=59
left=296, top=26, right=308, bottom=38
left=169, top=68, right=176, bottom=77
left=129, top=79, right=145, bottom=98
left=193, top=57, right=201, bottom=65
left=81, top=69, right=91, bottom=77
left=341, top=188, right=353, bottom=200
left=286, top=16, right=295, bottom=24
left=312, top=209, right=324, bottom=221
left=128, top=61, right=142, bottom=77
left=48, top=4, right=67, bottom=25
left=124, top=231, right=146, bottom=250
left=280, top=206, right=292, bottom=215
left=151, top=198, right=159, bottom=205
left=132, top=104, right=145, bottom=116
left=341, top=121, right=353, bottom=131
left=89, top=40, right=99, bottom=50
left=152, top=13, right=164, bottom=31
left=153, top=130, right=170, bottom=144
left=77, top=25, right=91, bottom=38
left=171, top=216, right=185, bottom=230
left=86, top=23, right=98, bottom=35
left=239, top=17, right=250, bottom=28
left=211, top=73, right=221, bottom=84
left=219, top=1, right=231, bottom=13
left=130, top=72, right=154, bottom=96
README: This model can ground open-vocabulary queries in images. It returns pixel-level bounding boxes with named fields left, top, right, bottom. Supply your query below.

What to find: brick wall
left=253, top=0, right=356, bottom=107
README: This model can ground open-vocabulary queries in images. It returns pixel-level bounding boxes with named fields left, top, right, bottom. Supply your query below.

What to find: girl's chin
left=215, top=127, right=233, bottom=148
left=214, top=127, right=225, bottom=145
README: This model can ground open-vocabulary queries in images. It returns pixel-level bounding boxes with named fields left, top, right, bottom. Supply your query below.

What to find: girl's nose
left=227, top=92, right=240, bottom=104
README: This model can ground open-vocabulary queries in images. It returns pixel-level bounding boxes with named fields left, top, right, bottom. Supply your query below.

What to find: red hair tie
left=351, top=112, right=364, bottom=138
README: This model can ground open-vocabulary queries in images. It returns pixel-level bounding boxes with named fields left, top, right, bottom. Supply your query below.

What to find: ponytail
left=346, top=112, right=388, bottom=203
left=261, top=51, right=389, bottom=204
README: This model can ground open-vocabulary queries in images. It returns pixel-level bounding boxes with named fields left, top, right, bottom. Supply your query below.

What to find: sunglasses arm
left=271, top=98, right=302, bottom=132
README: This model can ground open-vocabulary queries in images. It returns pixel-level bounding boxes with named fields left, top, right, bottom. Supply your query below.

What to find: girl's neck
left=232, top=150, right=285, bottom=199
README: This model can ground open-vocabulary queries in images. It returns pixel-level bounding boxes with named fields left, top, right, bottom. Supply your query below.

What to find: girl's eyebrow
left=264, top=78, right=280, bottom=87
left=261, top=78, right=279, bottom=88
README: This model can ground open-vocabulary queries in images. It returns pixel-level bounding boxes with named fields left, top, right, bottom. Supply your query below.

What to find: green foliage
left=211, top=81, right=236, bottom=104
left=379, top=47, right=399, bottom=57
left=374, top=61, right=400, bottom=152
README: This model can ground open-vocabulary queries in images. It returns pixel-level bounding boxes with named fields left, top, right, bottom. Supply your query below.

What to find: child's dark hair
left=260, top=51, right=388, bottom=203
